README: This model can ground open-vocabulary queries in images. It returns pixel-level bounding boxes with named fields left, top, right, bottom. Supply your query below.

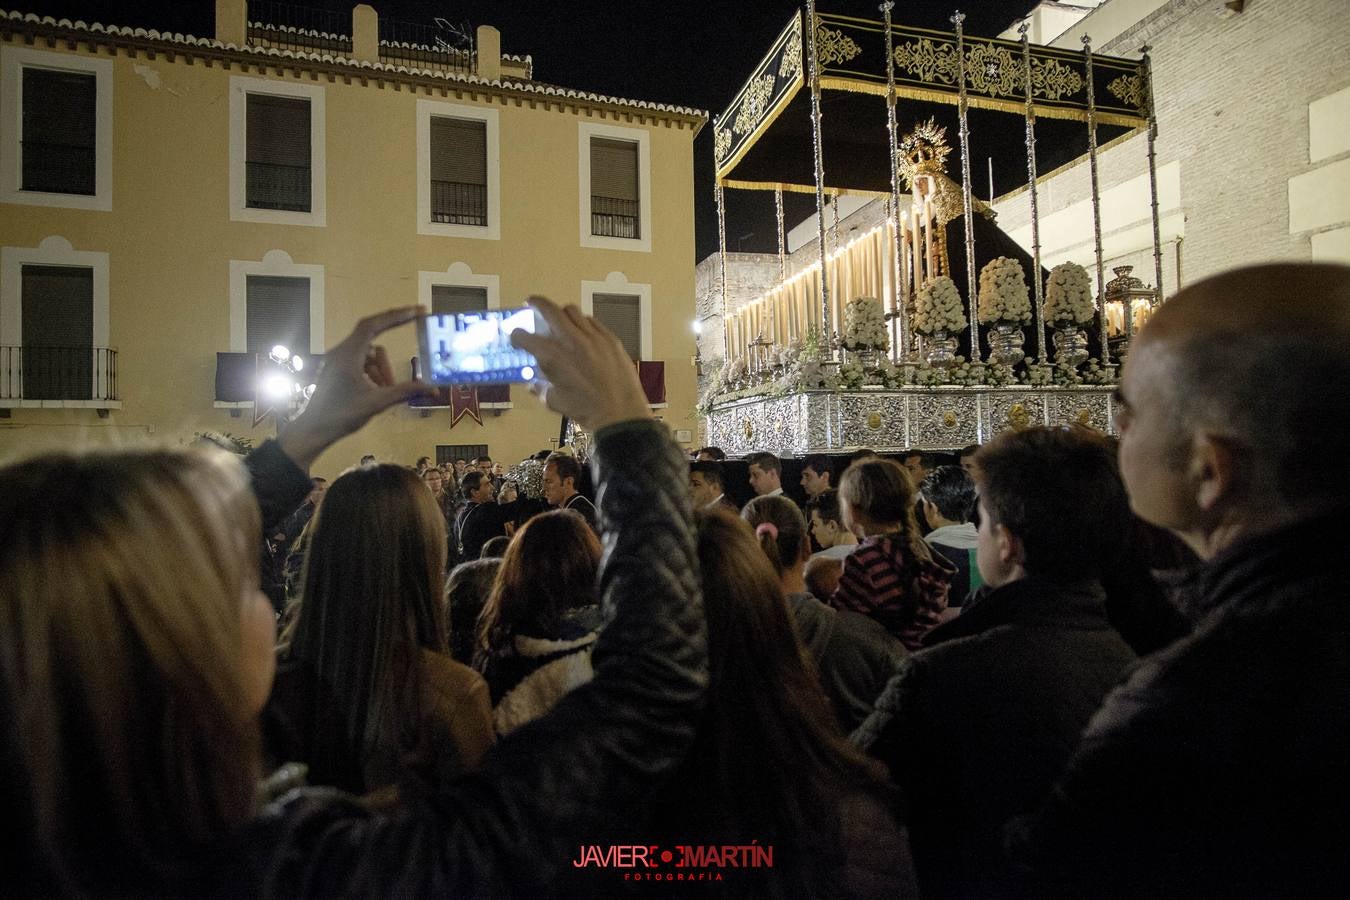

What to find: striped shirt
left=830, top=534, right=955, bottom=650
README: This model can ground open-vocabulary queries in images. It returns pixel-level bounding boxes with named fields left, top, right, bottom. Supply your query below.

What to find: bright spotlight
left=262, top=373, right=292, bottom=401
left=269, top=344, right=290, bottom=364
left=691, top=319, right=703, bottom=335
left=291, top=355, right=304, bottom=371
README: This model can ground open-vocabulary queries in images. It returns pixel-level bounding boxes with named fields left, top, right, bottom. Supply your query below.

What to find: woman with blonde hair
left=832, top=458, right=954, bottom=649
left=270, top=463, right=493, bottom=793
left=0, top=299, right=708, bottom=896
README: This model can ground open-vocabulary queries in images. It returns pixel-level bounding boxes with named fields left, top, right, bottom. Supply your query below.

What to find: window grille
left=246, top=93, right=312, bottom=211
left=437, top=444, right=488, bottom=466
left=22, top=68, right=96, bottom=195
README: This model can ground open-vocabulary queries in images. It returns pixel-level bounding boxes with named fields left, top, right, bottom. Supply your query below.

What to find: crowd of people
left=3, top=262, right=1349, bottom=897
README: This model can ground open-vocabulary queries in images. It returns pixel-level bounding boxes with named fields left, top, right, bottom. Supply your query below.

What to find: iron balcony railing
left=246, top=161, right=311, bottom=211
left=379, top=17, right=475, bottom=77
left=0, top=345, right=118, bottom=402
left=21, top=140, right=95, bottom=195
left=591, top=196, right=640, bottom=239
left=431, top=180, right=487, bottom=225
left=247, top=0, right=353, bottom=55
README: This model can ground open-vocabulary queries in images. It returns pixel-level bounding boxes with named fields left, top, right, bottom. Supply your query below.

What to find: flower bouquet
left=913, top=276, right=967, bottom=335
left=841, top=296, right=889, bottom=352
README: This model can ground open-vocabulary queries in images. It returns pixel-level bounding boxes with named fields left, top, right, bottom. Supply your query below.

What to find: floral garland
left=1044, top=262, right=1095, bottom=325
left=977, top=256, right=1032, bottom=325
left=913, top=276, right=967, bottom=335
left=841, top=296, right=889, bottom=351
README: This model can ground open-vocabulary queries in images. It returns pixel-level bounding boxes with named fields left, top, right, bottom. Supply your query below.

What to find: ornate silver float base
left=705, top=386, right=1115, bottom=455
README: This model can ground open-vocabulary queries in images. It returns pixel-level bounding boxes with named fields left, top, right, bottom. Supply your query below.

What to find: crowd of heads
left=2, top=263, right=1347, bottom=895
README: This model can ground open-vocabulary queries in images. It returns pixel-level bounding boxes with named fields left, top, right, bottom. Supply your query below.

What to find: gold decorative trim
left=733, top=74, right=777, bottom=135
left=715, top=76, right=803, bottom=179
left=714, top=127, right=732, bottom=163
left=779, top=26, right=803, bottom=79
left=1031, top=57, right=1083, bottom=101
left=815, top=23, right=863, bottom=66
left=1107, top=73, right=1145, bottom=110
left=717, top=177, right=890, bottom=198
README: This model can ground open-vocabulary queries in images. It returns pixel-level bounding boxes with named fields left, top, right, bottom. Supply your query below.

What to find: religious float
left=701, top=3, right=1167, bottom=454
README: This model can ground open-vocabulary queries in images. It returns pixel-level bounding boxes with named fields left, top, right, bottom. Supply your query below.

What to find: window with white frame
left=417, top=100, right=500, bottom=240
left=1, top=47, right=113, bottom=210
left=245, top=275, right=310, bottom=355
left=592, top=293, right=642, bottom=360
left=229, top=77, right=326, bottom=227
left=1, top=236, right=112, bottom=406
left=578, top=123, right=651, bottom=252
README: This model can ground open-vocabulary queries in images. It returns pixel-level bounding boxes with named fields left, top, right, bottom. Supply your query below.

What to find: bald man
left=1007, top=263, right=1350, bottom=895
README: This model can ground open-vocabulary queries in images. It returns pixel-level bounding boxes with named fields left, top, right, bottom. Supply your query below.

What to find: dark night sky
left=19, top=0, right=1042, bottom=260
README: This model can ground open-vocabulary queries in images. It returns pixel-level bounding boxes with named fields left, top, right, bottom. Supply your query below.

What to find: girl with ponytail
left=832, top=459, right=955, bottom=649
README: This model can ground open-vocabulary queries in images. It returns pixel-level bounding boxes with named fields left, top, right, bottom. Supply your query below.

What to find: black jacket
left=212, top=421, right=706, bottom=896
left=1006, top=509, right=1350, bottom=897
left=455, top=498, right=518, bottom=563
left=854, top=577, right=1136, bottom=899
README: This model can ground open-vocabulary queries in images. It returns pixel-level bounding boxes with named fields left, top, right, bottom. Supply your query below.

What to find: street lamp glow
left=262, top=373, right=292, bottom=401
left=691, top=319, right=703, bottom=335
left=269, top=344, right=290, bottom=364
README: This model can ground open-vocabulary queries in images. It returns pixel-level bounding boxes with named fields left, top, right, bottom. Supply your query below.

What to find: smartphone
left=418, top=306, right=542, bottom=385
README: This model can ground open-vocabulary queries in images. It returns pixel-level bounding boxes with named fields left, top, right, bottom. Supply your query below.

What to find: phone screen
left=418, top=307, right=540, bottom=385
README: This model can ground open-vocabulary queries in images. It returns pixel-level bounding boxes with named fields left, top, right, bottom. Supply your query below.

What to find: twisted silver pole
left=953, top=11, right=979, bottom=362
left=1142, top=45, right=1164, bottom=307
left=1083, top=35, right=1110, bottom=366
left=775, top=187, right=786, bottom=284
left=882, top=0, right=906, bottom=362
left=1020, top=22, right=1046, bottom=363
left=715, top=174, right=730, bottom=362
left=805, top=0, right=832, bottom=350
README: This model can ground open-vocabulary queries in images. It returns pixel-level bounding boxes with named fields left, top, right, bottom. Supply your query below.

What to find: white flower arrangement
left=724, top=356, right=748, bottom=382
left=1043, top=262, right=1095, bottom=326
left=783, top=355, right=840, bottom=393
left=842, top=296, right=889, bottom=351
left=837, top=361, right=867, bottom=390
left=977, top=257, right=1033, bottom=325
left=914, top=276, right=967, bottom=335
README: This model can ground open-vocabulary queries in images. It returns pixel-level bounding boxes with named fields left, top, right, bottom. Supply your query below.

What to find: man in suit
left=456, top=470, right=515, bottom=563
left=543, top=453, right=597, bottom=532
left=689, top=460, right=735, bottom=511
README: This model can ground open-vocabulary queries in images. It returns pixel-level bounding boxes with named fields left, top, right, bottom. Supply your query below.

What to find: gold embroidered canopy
left=715, top=9, right=1149, bottom=195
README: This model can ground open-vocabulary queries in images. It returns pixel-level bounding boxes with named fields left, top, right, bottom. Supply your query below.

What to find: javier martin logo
left=571, top=842, right=775, bottom=882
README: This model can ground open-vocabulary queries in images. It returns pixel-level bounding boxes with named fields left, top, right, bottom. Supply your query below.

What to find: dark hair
left=445, top=558, right=501, bottom=666
left=698, top=446, right=727, bottom=461
left=285, top=464, right=448, bottom=792
left=956, top=444, right=981, bottom=461
left=460, top=470, right=486, bottom=495
left=920, top=465, right=976, bottom=523
left=847, top=448, right=879, bottom=468
left=804, top=488, right=843, bottom=526
left=689, top=459, right=725, bottom=489
left=652, top=508, right=890, bottom=890
left=480, top=535, right=510, bottom=559
left=545, top=453, right=582, bottom=486
left=742, top=495, right=811, bottom=574
left=838, top=459, right=933, bottom=566
left=416, top=456, right=431, bottom=467
left=474, top=510, right=601, bottom=668
left=747, top=451, right=781, bottom=475
left=974, top=427, right=1129, bottom=581
left=802, top=454, right=832, bottom=480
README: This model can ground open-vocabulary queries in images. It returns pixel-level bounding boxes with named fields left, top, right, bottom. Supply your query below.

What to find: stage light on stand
left=269, top=344, right=290, bottom=365
left=291, top=355, right=304, bottom=371
left=263, top=373, right=292, bottom=401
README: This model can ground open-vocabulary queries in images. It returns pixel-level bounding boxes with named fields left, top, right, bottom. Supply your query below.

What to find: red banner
left=450, top=386, right=482, bottom=427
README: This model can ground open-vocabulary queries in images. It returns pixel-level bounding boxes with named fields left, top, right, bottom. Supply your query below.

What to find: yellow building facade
left=0, top=1, right=705, bottom=476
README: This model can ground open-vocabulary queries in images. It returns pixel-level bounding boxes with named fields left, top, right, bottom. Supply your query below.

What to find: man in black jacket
left=853, top=427, right=1136, bottom=899
left=455, top=470, right=516, bottom=562
left=1007, top=263, right=1350, bottom=896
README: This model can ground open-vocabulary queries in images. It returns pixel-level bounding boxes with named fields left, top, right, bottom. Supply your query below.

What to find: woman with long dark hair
left=270, top=463, right=494, bottom=793
left=474, top=509, right=602, bottom=734
left=639, top=508, right=917, bottom=898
